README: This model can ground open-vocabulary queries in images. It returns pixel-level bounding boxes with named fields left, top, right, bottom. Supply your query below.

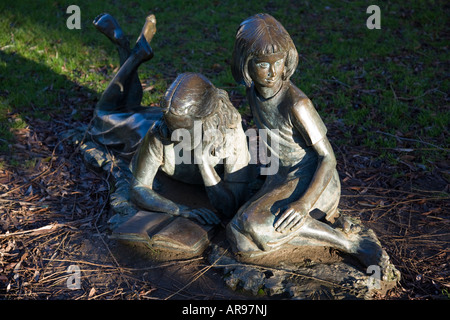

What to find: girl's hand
left=195, top=139, right=221, bottom=166
left=274, top=203, right=308, bottom=233
left=179, top=207, right=221, bottom=225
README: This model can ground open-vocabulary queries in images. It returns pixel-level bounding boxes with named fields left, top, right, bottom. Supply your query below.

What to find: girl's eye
left=257, top=62, right=270, bottom=69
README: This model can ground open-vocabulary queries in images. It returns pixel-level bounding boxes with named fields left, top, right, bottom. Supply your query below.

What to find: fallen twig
left=0, top=223, right=65, bottom=238
left=375, top=130, right=447, bottom=151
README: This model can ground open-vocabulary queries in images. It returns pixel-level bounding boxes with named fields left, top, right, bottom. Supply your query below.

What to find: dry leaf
left=88, top=287, right=96, bottom=298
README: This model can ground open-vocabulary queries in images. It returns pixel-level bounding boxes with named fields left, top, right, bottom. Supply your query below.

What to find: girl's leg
left=94, top=14, right=156, bottom=111
left=228, top=175, right=352, bottom=252
left=229, top=185, right=383, bottom=267
left=229, top=178, right=302, bottom=252
left=93, top=13, right=131, bottom=65
left=125, top=14, right=157, bottom=108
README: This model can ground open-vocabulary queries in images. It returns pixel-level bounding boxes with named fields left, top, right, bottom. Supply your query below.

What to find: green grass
left=0, top=0, right=448, bottom=168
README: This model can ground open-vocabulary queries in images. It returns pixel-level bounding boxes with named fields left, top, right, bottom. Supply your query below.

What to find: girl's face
left=248, top=52, right=286, bottom=89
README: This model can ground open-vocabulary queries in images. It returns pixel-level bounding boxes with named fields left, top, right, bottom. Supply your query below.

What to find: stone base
left=214, top=213, right=401, bottom=299
left=208, top=243, right=400, bottom=299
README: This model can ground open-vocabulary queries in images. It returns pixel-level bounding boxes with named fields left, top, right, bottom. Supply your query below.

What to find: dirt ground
left=0, top=110, right=448, bottom=300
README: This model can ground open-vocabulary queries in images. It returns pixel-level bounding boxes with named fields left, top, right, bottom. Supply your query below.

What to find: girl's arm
left=195, top=127, right=250, bottom=217
left=130, top=130, right=220, bottom=225
left=274, top=100, right=336, bottom=233
left=275, top=137, right=336, bottom=232
left=130, top=132, right=180, bottom=215
left=195, top=140, right=241, bottom=218
left=295, top=136, right=336, bottom=209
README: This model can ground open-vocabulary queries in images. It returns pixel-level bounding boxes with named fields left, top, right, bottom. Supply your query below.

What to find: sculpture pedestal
left=209, top=248, right=399, bottom=299
left=207, top=214, right=401, bottom=299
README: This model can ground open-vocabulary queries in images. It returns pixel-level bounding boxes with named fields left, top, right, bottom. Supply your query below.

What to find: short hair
left=231, top=13, right=299, bottom=87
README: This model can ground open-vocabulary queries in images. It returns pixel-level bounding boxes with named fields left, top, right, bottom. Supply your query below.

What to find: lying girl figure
left=91, top=13, right=251, bottom=225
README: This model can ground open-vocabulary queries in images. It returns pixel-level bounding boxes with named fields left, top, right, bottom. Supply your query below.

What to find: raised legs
left=94, top=13, right=156, bottom=112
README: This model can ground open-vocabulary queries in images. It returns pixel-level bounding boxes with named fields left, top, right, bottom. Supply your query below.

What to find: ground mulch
left=0, top=100, right=448, bottom=300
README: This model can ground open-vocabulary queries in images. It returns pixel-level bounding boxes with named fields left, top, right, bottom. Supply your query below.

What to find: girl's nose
left=268, top=65, right=276, bottom=78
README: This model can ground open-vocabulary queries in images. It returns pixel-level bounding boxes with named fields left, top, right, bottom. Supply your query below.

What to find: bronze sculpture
left=87, top=13, right=398, bottom=287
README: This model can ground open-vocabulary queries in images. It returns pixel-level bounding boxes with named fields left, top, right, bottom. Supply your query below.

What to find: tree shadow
left=0, top=46, right=122, bottom=297
left=0, top=49, right=98, bottom=151
left=0, top=49, right=104, bottom=234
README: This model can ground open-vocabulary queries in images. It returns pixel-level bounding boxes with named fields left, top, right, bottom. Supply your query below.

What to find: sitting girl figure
left=228, top=14, right=381, bottom=267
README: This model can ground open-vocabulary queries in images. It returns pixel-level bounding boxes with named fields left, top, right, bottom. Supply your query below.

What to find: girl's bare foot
left=93, top=13, right=129, bottom=49
left=136, top=14, right=157, bottom=45
left=132, top=14, right=157, bottom=62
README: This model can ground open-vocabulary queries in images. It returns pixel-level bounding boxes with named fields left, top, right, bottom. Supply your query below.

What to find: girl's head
left=161, top=72, right=240, bottom=147
left=162, top=72, right=217, bottom=131
left=231, top=13, right=299, bottom=88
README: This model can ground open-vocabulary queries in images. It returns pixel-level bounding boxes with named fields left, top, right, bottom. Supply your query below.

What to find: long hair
left=231, top=13, right=299, bottom=87
left=160, top=73, right=240, bottom=145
